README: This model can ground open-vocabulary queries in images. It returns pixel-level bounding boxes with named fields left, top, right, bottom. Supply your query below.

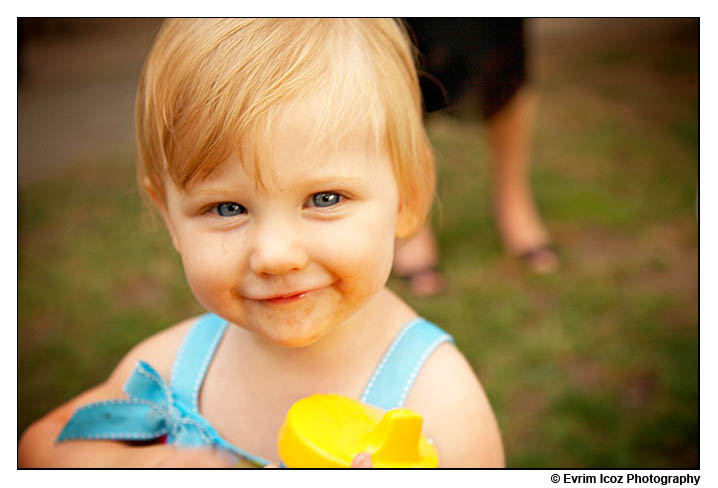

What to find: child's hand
left=263, top=452, right=372, bottom=468
left=351, top=452, right=373, bottom=468
left=118, top=444, right=237, bottom=468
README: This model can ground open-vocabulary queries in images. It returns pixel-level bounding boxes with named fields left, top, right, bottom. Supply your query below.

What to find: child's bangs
left=245, top=64, right=388, bottom=184
left=167, top=19, right=388, bottom=193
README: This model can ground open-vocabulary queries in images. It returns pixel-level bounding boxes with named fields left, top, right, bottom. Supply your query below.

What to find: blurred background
left=17, top=18, right=698, bottom=468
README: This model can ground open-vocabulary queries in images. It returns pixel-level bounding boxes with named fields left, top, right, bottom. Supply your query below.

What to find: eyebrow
left=287, top=175, right=368, bottom=189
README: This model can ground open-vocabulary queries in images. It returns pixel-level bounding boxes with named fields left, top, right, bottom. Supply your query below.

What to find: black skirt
left=405, top=18, right=528, bottom=119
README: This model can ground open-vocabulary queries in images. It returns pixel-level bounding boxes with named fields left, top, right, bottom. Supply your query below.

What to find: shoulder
left=404, top=340, right=505, bottom=468
left=104, top=314, right=203, bottom=389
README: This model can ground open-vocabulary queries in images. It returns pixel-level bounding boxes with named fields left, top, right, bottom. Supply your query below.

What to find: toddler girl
left=18, top=18, right=503, bottom=468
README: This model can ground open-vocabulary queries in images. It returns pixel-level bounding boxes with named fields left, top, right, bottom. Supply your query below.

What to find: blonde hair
left=136, top=18, right=434, bottom=237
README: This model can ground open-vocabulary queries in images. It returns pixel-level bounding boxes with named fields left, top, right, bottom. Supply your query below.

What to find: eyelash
left=209, top=192, right=345, bottom=218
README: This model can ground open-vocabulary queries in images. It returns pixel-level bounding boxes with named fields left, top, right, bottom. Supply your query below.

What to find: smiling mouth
left=261, top=291, right=310, bottom=305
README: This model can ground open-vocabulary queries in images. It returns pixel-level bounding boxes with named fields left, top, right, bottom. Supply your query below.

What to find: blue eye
left=215, top=202, right=246, bottom=217
left=311, top=192, right=342, bottom=208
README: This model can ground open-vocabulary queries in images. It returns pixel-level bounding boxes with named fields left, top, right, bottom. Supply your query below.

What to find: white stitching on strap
left=175, top=417, right=214, bottom=444
left=135, top=361, right=174, bottom=413
left=192, top=321, right=226, bottom=413
left=398, top=334, right=449, bottom=407
left=66, top=430, right=166, bottom=441
left=360, top=320, right=418, bottom=403
left=170, top=319, right=196, bottom=388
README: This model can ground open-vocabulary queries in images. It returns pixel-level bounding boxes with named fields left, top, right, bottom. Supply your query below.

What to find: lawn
left=18, top=19, right=698, bottom=468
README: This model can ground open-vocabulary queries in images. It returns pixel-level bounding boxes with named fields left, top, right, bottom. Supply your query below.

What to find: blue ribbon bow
left=57, top=360, right=218, bottom=447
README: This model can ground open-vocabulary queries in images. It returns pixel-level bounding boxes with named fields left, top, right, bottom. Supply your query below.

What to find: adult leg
left=487, top=86, right=558, bottom=273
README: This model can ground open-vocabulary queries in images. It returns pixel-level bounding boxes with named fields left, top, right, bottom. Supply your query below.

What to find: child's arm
left=18, top=318, right=235, bottom=468
left=405, top=343, right=505, bottom=468
left=18, top=382, right=233, bottom=467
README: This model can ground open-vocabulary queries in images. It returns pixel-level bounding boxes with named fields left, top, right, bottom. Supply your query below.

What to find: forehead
left=187, top=101, right=393, bottom=192
left=197, top=147, right=392, bottom=197
left=276, top=93, right=382, bottom=157
left=214, top=91, right=388, bottom=191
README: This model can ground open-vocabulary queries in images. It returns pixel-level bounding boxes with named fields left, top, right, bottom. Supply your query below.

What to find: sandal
left=395, top=266, right=447, bottom=297
left=518, top=244, right=559, bottom=274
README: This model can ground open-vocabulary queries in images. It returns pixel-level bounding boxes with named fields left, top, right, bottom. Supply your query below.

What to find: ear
left=395, top=199, right=419, bottom=240
left=143, top=177, right=181, bottom=253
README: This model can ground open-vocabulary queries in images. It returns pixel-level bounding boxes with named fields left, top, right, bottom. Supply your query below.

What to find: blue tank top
left=57, top=313, right=453, bottom=466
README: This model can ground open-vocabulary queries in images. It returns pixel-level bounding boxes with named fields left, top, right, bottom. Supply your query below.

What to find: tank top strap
left=359, top=317, right=454, bottom=411
left=169, top=313, right=228, bottom=414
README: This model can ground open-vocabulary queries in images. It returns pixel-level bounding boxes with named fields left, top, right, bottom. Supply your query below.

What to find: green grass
left=18, top=22, right=698, bottom=468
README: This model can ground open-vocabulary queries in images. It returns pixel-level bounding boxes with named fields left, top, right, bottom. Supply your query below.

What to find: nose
left=248, top=218, right=309, bottom=276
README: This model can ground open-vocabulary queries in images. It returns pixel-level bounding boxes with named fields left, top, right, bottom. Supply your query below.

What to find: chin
left=257, top=321, right=329, bottom=348
left=277, top=336, right=322, bottom=348
left=266, top=331, right=325, bottom=348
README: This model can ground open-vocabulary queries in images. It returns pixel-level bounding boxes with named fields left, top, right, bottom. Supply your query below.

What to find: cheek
left=314, top=210, right=397, bottom=291
left=176, top=235, right=239, bottom=307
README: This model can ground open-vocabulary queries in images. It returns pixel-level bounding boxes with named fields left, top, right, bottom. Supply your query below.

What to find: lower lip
left=263, top=292, right=308, bottom=305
